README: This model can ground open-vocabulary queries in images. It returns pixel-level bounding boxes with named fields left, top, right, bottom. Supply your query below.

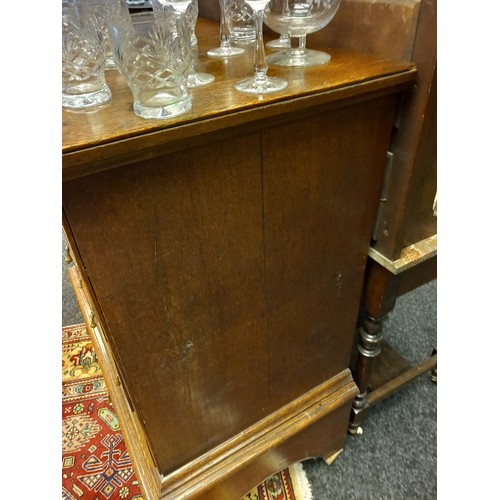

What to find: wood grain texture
left=70, top=264, right=358, bottom=499
left=68, top=266, right=162, bottom=499
left=399, top=65, right=437, bottom=247
left=64, top=135, right=269, bottom=472
left=63, top=91, right=398, bottom=466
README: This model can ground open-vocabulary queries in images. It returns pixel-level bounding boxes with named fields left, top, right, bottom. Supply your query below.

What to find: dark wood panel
left=63, top=134, right=273, bottom=473
left=397, top=256, right=437, bottom=297
left=262, top=97, right=398, bottom=393
left=63, top=95, right=397, bottom=477
left=401, top=66, right=437, bottom=246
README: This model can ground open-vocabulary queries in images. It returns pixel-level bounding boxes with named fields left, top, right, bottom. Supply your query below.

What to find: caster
left=348, top=425, right=363, bottom=436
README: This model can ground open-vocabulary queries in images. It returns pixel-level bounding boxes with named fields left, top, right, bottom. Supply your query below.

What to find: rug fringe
left=291, top=462, right=313, bottom=500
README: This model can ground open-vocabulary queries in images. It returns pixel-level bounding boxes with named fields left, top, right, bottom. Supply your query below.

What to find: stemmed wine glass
left=264, top=0, right=341, bottom=67
left=207, top=0, right=245, bottom=58
left=234, top=0, right=287, bottom=94
left=152, top=0, right=215, bottom=87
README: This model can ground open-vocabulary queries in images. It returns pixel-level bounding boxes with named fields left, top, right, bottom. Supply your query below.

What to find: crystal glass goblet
left=264, top=0, right=341, bottom=67
left=234, top=0, right=287, bottom=95
left=207, top=0, right=246, bottom=58
left=152, top=0, right=214, bottom=87
left=108, top=3, right=192, bottom=119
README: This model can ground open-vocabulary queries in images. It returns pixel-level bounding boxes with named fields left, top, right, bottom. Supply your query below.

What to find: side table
left=310, top=0, right=438, bottom=433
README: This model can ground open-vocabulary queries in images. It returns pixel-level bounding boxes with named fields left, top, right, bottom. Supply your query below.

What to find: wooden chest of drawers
left=62, top=17, right=415, bottom=499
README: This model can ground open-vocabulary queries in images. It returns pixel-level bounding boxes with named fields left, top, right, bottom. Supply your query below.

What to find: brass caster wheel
left=348, top=425, right=363, bottom=436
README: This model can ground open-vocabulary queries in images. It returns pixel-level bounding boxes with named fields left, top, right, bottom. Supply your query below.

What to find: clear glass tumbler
left=62, top=3, right=112, bottom=109
left=226, top=0, right=256, bottom=44
left=152, top=0, right=215, bottom=87
left=67, top=0, right=124, bottom=69
left=108, top=4, right=192, bottom=119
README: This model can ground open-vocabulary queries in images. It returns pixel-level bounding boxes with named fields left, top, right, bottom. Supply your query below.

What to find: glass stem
left=298, top=35, right=306, bottom=54
left=219, top=0, right=231, bottom=48
left=254, top=9, right=268, bottom=83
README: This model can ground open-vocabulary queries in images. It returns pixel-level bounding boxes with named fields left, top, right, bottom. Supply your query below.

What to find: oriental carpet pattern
left=62, top=324, right=313, bottom=500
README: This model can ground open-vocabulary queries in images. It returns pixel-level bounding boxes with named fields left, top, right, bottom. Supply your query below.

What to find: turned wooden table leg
left=348, top=315, right=383, bottom=435
left=349, top=253, right=437, bottom=435
left=349, top=259, right=399, bottom=435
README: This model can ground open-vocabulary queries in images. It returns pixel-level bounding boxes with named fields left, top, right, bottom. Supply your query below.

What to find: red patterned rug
left=62, top=324, right=313, bottom=500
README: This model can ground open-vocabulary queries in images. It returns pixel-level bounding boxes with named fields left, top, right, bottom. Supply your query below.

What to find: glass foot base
left=266, top=36, right=291, bottom=49
left=234, top=76, right=288, bottom=95
left=62, top=85, right=112, bottom=109
left=267, top=48, right=331, bottom=67
left=187, top=72, right=215, bottom=88
left=133, top=94, right=192, bottom=120
left=207, top=45, right=245, bottom=58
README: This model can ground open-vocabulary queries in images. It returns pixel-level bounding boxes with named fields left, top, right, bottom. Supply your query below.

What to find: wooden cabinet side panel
left=63, top=134, right=272, bottom=474
left=62, top=95, right=397, bottom=480
left=261, top=97, right=397, bottom=397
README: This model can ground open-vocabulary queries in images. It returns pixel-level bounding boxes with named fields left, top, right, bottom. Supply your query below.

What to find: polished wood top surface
left=62, top=16, right=416, bottom=179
